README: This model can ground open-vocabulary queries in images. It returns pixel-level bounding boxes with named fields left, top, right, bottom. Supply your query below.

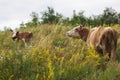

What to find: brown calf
left=10, top=29, right=33, bottom=46
left=66, top=25, right=118, bottom=61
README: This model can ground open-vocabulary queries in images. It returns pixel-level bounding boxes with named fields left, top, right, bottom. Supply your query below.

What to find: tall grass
left=0, top=24, right=120, bottom=80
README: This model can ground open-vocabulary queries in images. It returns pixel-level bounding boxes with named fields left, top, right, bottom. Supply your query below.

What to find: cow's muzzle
left=12, top=37, right=16, bottom=41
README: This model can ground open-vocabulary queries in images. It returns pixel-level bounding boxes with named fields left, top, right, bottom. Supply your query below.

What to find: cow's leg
left=22, top=38, right=27, bottom=47
left=111, top=41, right=116, bottom=61
left=110, top=40, right=117, bottom=61
left=101, top=44, right=111, bottom=61
left=16, top=39, right=21, bottom=49
left=29, top=38, right=33, bottom=47
left=111, top=48, right=116, bottom=61
left=26, top=38, right=32, bottom=47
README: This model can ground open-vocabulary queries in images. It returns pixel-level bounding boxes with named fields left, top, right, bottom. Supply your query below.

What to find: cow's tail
left=111, top=30, right=118, bottom=61
left=112, top=30, right=118, bottom=49
left=100, top=29, right=118, bottom=61
left=107, top=30, right=118, bottom=61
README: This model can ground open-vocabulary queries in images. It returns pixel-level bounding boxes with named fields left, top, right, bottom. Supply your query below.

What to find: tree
left=117, top=13, right=120, bottom=24
left=61, top=17, right=70, bottom=25
left=41, top=7, right=63, bottom=24
left=78, top=11, right=87, bottom=26
left=70, top=10, right=78, bottom=25
left=70, top=10, right=86, bottom=26
left=30, top=12, right=39, bottom=26
left=90, top=15, right=102, bottom=26
left=20, top=22, right=25, bottom=28
left=101, top=7, right=118, bottom=25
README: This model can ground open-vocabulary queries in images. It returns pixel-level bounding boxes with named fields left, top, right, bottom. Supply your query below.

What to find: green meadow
left=0, top=24, right=120, bottom=80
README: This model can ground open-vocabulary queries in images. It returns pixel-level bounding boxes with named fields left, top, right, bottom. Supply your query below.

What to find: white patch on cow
left=91, top=27, right=97, bottom=31
left=22, top=38, right=25, bottom=42
left=12, top=30, right=17, bottom=37
left=87, top=27, right=99, bottom=47
left=104, top=27, right=112, bottom=30
left=66, top=26, right=80, bottom=38
left=90, top=27, right=99, bottom=37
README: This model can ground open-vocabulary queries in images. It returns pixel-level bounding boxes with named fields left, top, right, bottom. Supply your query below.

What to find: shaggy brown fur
left=10, top=29, right=33, bottom=43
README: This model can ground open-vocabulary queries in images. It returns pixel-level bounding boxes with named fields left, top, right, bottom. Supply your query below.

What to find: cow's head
left=10, top=29, right=19, bottom=40
left=66, top=25, right=89, bottom=41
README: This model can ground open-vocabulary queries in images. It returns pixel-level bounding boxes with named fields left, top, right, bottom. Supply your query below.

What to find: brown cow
left=10, top=29, right=33, bottom=46
left=66, top=25, right=118, bottom=61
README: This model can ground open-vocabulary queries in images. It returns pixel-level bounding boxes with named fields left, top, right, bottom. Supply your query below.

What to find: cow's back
left=18, top=32, right=33, bottom=42
left=86, top=27, right=103, bottom=47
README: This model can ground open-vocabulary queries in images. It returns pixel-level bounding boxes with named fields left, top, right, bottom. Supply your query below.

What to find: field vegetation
left=0, top=24, right=120, bottom=80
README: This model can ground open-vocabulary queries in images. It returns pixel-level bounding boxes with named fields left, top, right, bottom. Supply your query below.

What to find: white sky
left=0, top=0, right=120, bottom=30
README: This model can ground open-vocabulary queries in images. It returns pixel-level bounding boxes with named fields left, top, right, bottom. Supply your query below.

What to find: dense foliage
left=20, top=7, right=120, bottom=28
left=0, top=24, right=120, bottom=80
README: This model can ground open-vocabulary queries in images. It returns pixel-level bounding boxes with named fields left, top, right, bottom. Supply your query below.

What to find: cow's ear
left=80, top=25, right=84, bottom=28
left=75, top=27, right=81, bottom=32
left=16, top=31, right=19, bottom=35
left=10, top=29, right=13, bottom=32
left=78, top=25, right=83, bottom=30
left=75, top=28, right=79, bottom=32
